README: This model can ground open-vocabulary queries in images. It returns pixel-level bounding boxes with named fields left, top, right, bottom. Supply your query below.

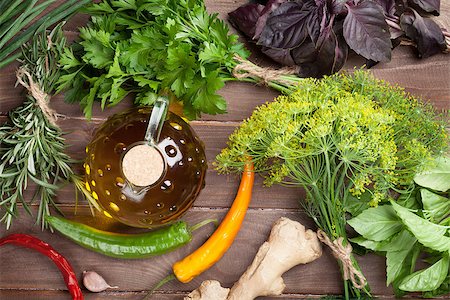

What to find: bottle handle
left=144, top=96, right=169, bottom=146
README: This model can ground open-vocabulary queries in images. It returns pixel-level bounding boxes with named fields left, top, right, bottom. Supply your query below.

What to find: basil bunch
left=349, top=156, right=450, bottom=297
left=229, top=0, right=448, bottom=78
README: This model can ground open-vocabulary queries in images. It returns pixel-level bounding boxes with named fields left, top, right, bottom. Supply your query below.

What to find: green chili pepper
left=46, top=216, right=214, bottom=259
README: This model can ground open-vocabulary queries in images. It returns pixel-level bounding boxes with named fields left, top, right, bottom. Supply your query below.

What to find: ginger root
left=185, top=217, right=322, bottom=300
left=185, top=280, right=229, bottom=300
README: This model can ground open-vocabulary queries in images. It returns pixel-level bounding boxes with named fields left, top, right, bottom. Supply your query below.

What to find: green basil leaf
left=421, top=189, right=450, bottom=224
left=422, top=273, right=450, bottom=297
left=396, top=189, right=421, bottom=210
left=386, top=248, right=414, bottom=286
left=414, top=156, right=450, bottom=192
left=345, top=191, right=371, bottom=216
left=384, top=230, right=418, bottom=286
left=347, top=205, right=402, bottom=241
left=391, top=201, right=450, bottom=252
left=350, top=236, right=385, bottom=251
left=399, top=254, right=449, bottom=292
left=378, top=230, right=417, bottom=252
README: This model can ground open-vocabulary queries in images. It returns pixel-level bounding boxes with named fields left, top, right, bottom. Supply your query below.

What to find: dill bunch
left=0, top=25, right=98, bottom=230
left=216, top=70, right=448, bottom=299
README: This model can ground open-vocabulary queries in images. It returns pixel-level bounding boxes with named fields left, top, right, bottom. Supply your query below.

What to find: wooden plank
left=1, top=1, right=449, bottom=299
left=0, top=289, right=435, bottom=300
left=1, top=2, right=449, bottom=118
left=0, top=115, right=301, bottom=209
left=1, top=50, right=448, bottom=120
left=0, top=206, right=393, bottom=297
left=0, top=290, right=185, bottom=300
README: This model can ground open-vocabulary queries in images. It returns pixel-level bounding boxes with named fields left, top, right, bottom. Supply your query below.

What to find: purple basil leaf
left=394, top=0, right=408, bottom=16
left=229, top=3, right=265, bottom=39
left=291, top=21, right=348, bottom=78
left=254, top=0, right=288, bottom=39
left=343, top=1, right=392, bottom=62
left=330, top=0, right=348, bottom=15
left=373, top=0, right=396, bottom=16
left=291, top=39, right=317, bottom=64
left=258, top=1, right=315, bottom=49
left=261, top=47, right=296, bottom=65
left=321, top=20, right=348, bottom=74
left=400, top=8, right=446, bottom=58
left=407, top=0, right=440, bottom=16
left=389, top=25, right=405, bottom=39
left=307, top=4, right=321, bottom=45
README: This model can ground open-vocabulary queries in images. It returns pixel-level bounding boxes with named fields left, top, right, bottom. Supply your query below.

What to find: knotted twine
left=233, top=55, right=299, bottom=86
left=16, top=67, right=59, bottom=127
left=317, top=229, right=367, bottom=289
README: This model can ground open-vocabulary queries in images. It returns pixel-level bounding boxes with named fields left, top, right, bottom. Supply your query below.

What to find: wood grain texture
left=1, top=0, right=449, bottom=299
left=1, top=290, right=441, bottom=300
left=0, top=2, right=449, bottom=119
left=1, top=207, right=389, bottom=296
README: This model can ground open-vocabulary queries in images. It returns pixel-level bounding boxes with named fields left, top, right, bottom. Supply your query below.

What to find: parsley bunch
left=58, top=0, right=281, bottom=119
left=216, top=70, right=448, bottom=299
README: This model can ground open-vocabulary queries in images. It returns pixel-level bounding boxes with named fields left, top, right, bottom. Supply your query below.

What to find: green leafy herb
left=349, top=156, right=450, bottom=297
left=57, top=0, right=302, bottom=119
left=399, top=254, right=449, bottom=292
left=0, top=25, right=98, bottom=230
left=420, top=189, right=450, bottom=225
left=414, top=156, right=450, bottom=192
left=0, top=0, right=92, bottom=69
left=347, top=206, right=402, bottom=242
left=216, top=70, right=448, bottom=299
left=385, top=233, right=417, bottom=287
left=391, top=201, right=450, bottom=252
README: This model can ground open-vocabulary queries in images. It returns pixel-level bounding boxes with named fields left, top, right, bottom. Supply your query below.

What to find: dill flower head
left=216, top=70, right=448, bottom=206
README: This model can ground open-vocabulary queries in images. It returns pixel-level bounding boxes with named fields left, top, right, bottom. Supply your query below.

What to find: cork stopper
left=122, top=144, right=165, bottom=187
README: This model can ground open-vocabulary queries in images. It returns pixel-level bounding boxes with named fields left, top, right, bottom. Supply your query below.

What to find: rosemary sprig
left=0, top=25, right=98, bottom=230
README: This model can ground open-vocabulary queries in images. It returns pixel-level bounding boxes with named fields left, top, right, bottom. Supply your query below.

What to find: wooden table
left=1, top=1, right=449, bottom=299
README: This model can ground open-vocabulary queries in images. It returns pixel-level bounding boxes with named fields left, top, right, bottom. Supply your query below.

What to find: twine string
left=232, top=55, right=299, bottom=86
left=16, top=67, right=59, bottom=127
left=317, top=229, right=367, bottom=289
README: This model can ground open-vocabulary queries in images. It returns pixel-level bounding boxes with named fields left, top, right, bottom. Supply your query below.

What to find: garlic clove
left=83, top=270, right=118, bottom=292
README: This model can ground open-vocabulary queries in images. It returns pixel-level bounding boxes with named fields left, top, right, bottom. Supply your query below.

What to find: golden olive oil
left=85, top=107, right=207, bottom=228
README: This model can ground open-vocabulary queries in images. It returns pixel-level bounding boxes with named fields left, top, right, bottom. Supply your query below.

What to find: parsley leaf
left=59, top=47, right=82, bottom=70
left=79, top=27, right=114, bottom=68
left=188, top=71, right=226, bottom=116
left=111, top=0, right=137, bottom=11
left=57, top=0, right=257, bottom=119
left=159, top=43, right=196, bottom=97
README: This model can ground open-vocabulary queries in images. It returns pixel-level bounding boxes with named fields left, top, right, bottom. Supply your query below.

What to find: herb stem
left=267, top=81, right=292, bottom=94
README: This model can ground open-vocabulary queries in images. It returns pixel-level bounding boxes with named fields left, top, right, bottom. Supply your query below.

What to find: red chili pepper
left=0, top=233, right=83, bottom=300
